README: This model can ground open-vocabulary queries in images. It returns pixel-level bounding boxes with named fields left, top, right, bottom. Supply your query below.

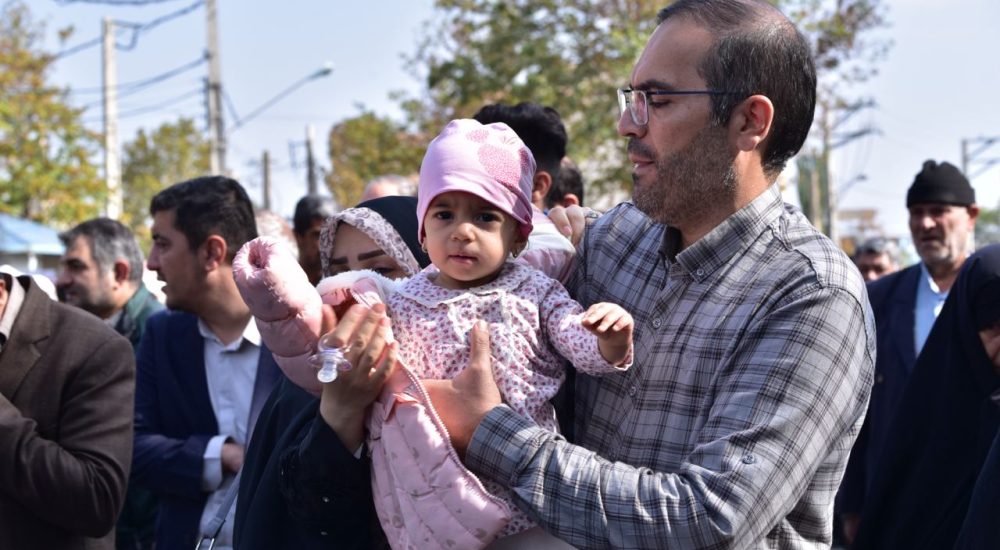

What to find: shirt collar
left=0, top=273, right=27, bottom=350
left=663, top=184, right=785, bottom=283
left=918, top=262, right=946, bottom=295
left=197, top=316, right=261, bottom=351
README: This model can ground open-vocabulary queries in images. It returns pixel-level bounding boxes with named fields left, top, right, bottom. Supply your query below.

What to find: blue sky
left=37, top=0, right=1000, bottom=239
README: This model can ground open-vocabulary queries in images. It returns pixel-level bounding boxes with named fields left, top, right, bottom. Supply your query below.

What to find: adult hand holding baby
left=423, top=320, right=503, bottom=458
left=318, top=303, right=399, bottom=451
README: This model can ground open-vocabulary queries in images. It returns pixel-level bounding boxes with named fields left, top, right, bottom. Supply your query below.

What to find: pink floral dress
left=388, top=260, right=631, bottom=535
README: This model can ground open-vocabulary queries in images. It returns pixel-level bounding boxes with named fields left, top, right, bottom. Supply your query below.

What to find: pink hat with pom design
left=417, top=119, right=535, bottom=242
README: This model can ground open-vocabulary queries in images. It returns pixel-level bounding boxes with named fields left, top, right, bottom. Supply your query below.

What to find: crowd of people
left=0, top=1, right=997, bottom=549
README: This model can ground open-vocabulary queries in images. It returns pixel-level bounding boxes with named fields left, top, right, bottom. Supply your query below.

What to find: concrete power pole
left=261, top=150, right=271, bottom=210
left=102, top=18, right=122, bottom=219
left=205, top=0, right=225, bottom=174
left=306, top=124, right=318, bottom=195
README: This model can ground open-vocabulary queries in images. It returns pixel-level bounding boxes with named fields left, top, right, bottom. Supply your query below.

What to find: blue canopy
left=0, top=213, right=64, bottom=256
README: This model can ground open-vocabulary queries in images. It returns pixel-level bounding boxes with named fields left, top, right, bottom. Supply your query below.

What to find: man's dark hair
left=546, top=158, right=585, bottom=208
left=293, top=194, right=338, bottom=235
left=150, top=176, right=257, bottom=263
left=658, top=0, right=817, bottom=178
left=59, top=218, right=144, bottom=283
left=473, top=102, right=568, bottom=180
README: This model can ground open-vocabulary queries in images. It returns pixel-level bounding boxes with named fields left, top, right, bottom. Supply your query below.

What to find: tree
left=399, top=0, right=662, bottom=196
left=977, top=205, right=1000, bottom=248
left=120, top=117, right=209, bottom=246
left=400, top=0, right=889, bottom=211
left=789, top=0, right=889, bottom=240
left=0, top=0, right=104, bottom=227
left=325, top=108, right=425, bottom=207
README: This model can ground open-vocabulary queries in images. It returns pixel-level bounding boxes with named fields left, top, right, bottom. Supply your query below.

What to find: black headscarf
left=854, top=245, right=1000, bottom=549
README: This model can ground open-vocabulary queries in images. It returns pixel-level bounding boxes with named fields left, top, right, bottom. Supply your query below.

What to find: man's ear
left=202, top=235, right=228, bottom=270
left=532, top=171, right=553, bottom=208
left=112, top=259, right=130, bottom=284
left=729, top=94, right=774, bottom=153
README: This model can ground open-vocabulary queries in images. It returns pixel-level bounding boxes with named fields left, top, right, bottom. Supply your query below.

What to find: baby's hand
left=581, top=302, right=634, bottom=366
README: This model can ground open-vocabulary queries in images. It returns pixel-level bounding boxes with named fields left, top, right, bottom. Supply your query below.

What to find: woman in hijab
left=853, top=244, right=1000, bottom=550
left=233, top=195, right=429, bottom=550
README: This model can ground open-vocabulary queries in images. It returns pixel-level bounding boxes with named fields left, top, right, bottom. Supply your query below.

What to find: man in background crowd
left=839, top=159, right=979, bottom=544
left=132, top=176, right=280, bottom=550
left=292, top=194, right=338, bottom=285
left=57, top=218, right=163, bottom=550
left=853, top=237, right=900, bottom=283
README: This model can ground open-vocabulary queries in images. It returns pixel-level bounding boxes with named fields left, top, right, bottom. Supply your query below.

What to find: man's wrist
left=465, top=405, right=550, bottom=485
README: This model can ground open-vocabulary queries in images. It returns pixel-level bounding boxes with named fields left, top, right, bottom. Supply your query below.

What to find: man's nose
left=617, top=109, right=646, bottom=138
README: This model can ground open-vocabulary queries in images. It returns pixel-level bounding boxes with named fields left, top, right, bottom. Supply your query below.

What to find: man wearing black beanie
left=838, top=159, right=979, bottom=543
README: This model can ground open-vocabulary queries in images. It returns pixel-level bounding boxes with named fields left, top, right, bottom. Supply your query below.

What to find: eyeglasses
left=617, top=87, right=739, bottom=126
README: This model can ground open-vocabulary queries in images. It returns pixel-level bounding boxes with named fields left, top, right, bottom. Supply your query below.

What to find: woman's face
left=326, top=223, right=408, bottom=280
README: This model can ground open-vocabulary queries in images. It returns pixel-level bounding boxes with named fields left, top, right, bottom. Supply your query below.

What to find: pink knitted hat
left=417, top=119, right=535, bottom=242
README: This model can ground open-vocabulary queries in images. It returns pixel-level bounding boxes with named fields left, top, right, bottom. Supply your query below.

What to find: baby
left=374, top=119, right=633, bottom=545
left=234, top=119, right=633, bottom=549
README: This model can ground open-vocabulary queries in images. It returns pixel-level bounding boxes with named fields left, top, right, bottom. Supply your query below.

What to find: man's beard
left=632, top=124, right=738, bottom=226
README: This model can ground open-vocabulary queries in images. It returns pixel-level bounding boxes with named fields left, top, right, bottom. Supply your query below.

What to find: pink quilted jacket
left=233, top=237, right=511, bottom=548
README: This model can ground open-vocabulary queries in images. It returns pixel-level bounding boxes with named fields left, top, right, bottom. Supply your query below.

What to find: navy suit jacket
left=131, top=310, right=280, bottom=550
left=839, top=263, right=921, bottom=513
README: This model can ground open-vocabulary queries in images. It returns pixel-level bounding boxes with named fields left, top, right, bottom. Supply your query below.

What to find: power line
left=82, top=87, right=202, bottom=122
left=55, top=0, right=187, bottom=5
left=55, top=0, right=204, bottom=59
left=73, top=56, right=205, bottom=95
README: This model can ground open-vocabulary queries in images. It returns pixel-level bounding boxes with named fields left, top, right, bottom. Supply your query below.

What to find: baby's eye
left=433, top=211, right=453, bottom=220
left=476, top=212, right=501, bottom=223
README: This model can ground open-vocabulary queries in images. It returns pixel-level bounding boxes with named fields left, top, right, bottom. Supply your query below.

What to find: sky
left=35, top=0, right=1000, bottom=240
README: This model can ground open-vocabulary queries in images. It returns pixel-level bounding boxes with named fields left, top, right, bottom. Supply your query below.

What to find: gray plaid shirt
left=467, top=185, right=875, bottom=549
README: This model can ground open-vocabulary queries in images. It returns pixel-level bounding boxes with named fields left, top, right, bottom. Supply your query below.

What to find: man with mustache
left=838, top=159, right=978, bottom=544
left=423, top=0, right=876, bottom=547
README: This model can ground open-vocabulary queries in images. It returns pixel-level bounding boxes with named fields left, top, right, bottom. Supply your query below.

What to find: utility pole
left=102, top=17, right=122, bottom=219
left=261, top=150, right=271, bottom=210
left=961, top=136, right=1000, bottom=179
left=305, top=124, right=318, bottom=195
left=205, top=0, right=225, bottom=174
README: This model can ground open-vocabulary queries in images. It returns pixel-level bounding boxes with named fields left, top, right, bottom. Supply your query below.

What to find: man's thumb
left=468, top=320, right=492, bottom=372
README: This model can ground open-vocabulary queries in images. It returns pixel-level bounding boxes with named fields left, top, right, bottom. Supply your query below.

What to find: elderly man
left=839, top=159, right=978, bottom=543
left=0, top=251, right=134, bottom=549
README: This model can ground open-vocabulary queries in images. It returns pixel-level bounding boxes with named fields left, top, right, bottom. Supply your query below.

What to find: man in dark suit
left=839, top=160, right=979, bottom=543
left=0, top=270, right=135, bottom=549
left=132, top=176, right=280, bottom=550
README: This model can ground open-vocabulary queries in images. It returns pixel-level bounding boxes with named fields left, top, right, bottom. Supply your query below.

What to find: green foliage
left=325, top=108, right=425, bottom=208
left=393, top=0, right=888, bottom=215
left=977, top=206, right=1000, bottom=248
left=121, top=117, right=209, bottom=247
left=398, top=0, right=662, bottom=196
left=0, top=0, right=104, bottom=227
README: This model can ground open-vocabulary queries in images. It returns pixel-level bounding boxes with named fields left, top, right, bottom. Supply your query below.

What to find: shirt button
left=875, top=374, right=884, bottom=384
left=696, top=268, right=704, bottom=277
left=321, top=496, right=330, bottom=503
left=628, top=385, right=638, bottom=397
left=741, top=453, right=756, bottom=465
left=320, top=531, right=328, bottom=537
left=652, top=318, right=662, bottom=329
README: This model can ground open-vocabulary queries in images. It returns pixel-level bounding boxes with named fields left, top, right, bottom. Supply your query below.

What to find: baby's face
left=422, top=191, right=522, bottom=290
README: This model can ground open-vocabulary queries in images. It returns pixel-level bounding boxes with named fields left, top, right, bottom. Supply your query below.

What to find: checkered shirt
left=466, top=184, right=876, bottom=549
